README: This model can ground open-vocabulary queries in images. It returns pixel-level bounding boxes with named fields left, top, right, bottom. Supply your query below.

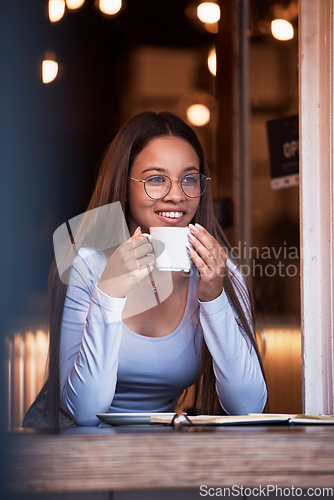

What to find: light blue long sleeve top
left=59, top=248, right=267, bottom=426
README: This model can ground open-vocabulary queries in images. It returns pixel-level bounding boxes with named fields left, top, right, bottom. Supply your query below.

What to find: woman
left=24, top=111, right=267, bottom=428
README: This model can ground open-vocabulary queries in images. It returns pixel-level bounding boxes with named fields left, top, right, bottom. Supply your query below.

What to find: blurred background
left=1, top=0, right=301, bottom=428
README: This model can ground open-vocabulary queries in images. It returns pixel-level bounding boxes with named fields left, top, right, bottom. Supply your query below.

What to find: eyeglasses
left=128, top=173, right=211, bottom=200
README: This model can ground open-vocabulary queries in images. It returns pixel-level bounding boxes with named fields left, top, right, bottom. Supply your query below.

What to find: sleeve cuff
left=93, top=285, right=127, bottom=324
left=199, top=288, right=230, bottom=315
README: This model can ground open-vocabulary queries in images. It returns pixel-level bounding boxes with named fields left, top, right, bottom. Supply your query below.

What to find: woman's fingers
left=134, top=262, right=155, bottom=283
left=131, top=236, right=154, bottom=270
left=118, top=235, right=153, bottom=271
left=187, top=245, right=212, bottom=276
left=189, top=223, right=217, bottom=247
left=123, top=234, right=152, bottom=253
left=188, top=224, right=224, bottom=265
left=188, top=236, right=215, bottom=265
left=131, top=237, right=153, bottom=258
left=135, top=253, right=155, bottom=271
left=188, top=223, right=227, bottom=300
left=98, top=234, right=154, bottom=297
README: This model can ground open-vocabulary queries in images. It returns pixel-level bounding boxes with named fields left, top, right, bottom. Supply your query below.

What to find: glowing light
left=197, top=2, right=220, bottom=24
left=204, top=22, right=218, bottom=33
left=42, top=59, right=59, bottom=84
left=186, top=104, right=210, bottom=127
left=48, top=0, right=65, bottom=22
left=271, top=19, right=294, bottom=41
left=66, top=0, right=85, bottom=9
left=99, top=0, right=122, bottom=16
left=208, top=47, right=216, bottom=76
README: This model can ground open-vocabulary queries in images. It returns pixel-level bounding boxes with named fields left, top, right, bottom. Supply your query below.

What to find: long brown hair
left=43, top=111, right=264, bottom=427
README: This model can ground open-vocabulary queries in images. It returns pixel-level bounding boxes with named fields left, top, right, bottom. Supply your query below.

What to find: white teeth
left=157, top=211, right=183, bottom=218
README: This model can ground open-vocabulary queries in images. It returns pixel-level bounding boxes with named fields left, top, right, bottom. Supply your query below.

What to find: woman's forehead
left=132, top=136, right=199, bottom=165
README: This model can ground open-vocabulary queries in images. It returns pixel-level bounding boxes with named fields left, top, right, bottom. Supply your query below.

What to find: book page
left=150, top=413, right=334, bottom=425
left=150, top=413, right=292, bottom=425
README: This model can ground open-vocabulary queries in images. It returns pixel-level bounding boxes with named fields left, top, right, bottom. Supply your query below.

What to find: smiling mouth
left=156, top=211, right=184, bottom=219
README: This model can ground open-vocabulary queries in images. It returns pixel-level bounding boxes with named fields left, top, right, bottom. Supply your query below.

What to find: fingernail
left=195, top=223, right=203, bottom=230
left=189, top=223, right=197, bottom=232
left=134, top=226, right=141, bottom=235
left=188, top=234, right=195, bottom=241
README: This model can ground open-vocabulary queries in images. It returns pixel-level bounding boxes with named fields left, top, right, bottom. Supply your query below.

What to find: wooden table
left=5, top=425, right=334, bottom=493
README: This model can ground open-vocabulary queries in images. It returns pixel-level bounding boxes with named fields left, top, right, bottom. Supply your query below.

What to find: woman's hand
left=97, top=226, right=154, bottom=298
left=188, top=223, right=227, bottom=302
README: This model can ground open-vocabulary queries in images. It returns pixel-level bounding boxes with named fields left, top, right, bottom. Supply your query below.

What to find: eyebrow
left=141, top=166, right=200, bottom=174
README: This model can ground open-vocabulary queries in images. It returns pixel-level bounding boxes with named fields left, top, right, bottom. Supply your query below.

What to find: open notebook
left=150, top=413, right=334, bottom=426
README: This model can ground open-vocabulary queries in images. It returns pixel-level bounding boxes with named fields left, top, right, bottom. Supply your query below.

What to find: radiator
left=4, top=328, right=49, bottom=429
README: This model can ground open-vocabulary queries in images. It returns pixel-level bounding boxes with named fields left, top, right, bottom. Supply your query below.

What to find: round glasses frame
left=128, top=173, right=211, bottom=200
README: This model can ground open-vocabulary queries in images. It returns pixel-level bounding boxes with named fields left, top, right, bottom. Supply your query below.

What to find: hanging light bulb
left=66, top=0, right=85, bottom=9
left=207, top=47, right=216, bottom=76
left=271, top=19, right=294, bottom=41
left=186, top=104, right=211, bottom=127
left=197, top=2, right=220, bottom=24
left=42, top=58, right=59, bottom=84
left=48, top=0, right=66, bottom=23
left=98, top=0, right=122, bottom=16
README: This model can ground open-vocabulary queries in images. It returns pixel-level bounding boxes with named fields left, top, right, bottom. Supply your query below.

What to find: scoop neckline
left=122, top=270, right=196, bottom=341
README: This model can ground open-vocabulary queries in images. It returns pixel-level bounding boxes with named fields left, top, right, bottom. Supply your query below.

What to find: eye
left=146, top=175, right=167, bottom=185
left=182, top=174, right=198, bottom=185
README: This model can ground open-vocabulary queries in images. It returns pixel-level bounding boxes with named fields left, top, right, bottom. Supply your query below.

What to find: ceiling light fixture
left=42, top=57, right=59, bottom=84
left=98, top=0, right=122, bottom=16
left=271, top=19, right=294, bottom=41
left=66, top=0, right=85, bottom=9
left=197, top=2, right=220, bottom=24
left=48, top=0, right=66, bottom=22
left=186, top=104, right=211, bottom=127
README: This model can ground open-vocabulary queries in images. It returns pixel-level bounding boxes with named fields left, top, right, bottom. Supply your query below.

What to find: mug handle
left=141, top=233, right=155, bottom=258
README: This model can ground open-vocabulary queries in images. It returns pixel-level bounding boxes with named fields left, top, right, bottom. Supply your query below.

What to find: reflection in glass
left=207, top=46, right=216, bottom=76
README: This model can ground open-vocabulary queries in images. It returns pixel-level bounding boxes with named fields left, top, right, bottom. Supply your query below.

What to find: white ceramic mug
left=143, top=226, right=192, bottom=272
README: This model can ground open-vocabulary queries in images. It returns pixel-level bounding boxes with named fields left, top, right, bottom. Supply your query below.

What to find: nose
left=163, top=179, right=185, bottom=201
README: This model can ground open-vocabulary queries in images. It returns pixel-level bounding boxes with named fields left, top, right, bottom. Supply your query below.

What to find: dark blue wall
left=1, top=2, right=55, bottom=330
left=0, top=1, right=126, bottom=333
